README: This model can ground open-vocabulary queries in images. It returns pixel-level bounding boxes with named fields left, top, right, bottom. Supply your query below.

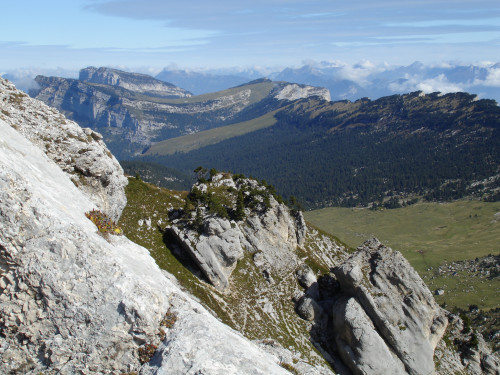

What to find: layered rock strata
left=79, top=66, right=193, bottom=98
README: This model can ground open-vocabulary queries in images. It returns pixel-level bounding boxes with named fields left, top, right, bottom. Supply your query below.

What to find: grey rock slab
left=333, top=238, right=448, bottom=375
left=332, top=297, right=407, bottom=375
left=0, top=77, right=127, bottom=221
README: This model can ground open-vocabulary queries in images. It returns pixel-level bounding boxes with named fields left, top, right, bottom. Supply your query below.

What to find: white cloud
left=334, top=61, right=385, bottom=85
left=473, top=66, right=500, bottom=86
left=389, top=74, right=465, bottom=94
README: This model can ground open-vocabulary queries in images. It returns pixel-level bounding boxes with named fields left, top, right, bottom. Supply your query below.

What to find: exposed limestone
left=80, top=66, right=192, bottom=98
left=0, top=77, right=127, bottom=221
left=332, top=238, right=449, bottom=375
left=166, top=175, right=307, bottom=290
left=0, top=103, right=298, bottom=374
left=296, top=264, right=318, bottom=290
left=332, top=297, right=407, bottom=375
left=274, top=83, right=331, bottom=102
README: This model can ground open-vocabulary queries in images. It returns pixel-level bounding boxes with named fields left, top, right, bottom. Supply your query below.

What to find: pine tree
left=194, top=207, right=204, bottom=232
left=234, top=190, right=246, bottom=221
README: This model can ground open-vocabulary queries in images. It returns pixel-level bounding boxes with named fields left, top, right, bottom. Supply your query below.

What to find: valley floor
left=304, top=200, right=500, bottom=310
left=305, top=200, right=500, bottom=351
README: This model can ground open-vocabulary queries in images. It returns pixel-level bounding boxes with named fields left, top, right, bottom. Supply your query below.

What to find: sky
left=1, top=0, right=500, bottom=73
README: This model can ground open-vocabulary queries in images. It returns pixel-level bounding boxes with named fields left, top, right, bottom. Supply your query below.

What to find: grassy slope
left=89, top=80, right=275, bottom=105
left=146, top=110, right=279, bottom=156
left=118, top=176, right=344, bottom=369
left=304, top=200, right=500, bottom=310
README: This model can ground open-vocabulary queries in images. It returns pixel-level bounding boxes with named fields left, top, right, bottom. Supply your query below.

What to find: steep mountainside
left=144, top=92, right=500, bottom=208
left=1, top=77, right=499, bottom=374
left=30, top=69, right=330, bottom=159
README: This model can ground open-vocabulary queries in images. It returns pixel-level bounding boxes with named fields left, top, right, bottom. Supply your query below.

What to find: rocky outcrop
left=0, top=77, right=127, bottom=221
left=273, top=83, right=331, bottom=102
left=433, top=313, right=500, bottom=375
left=331, top=238, right=449, bottom=375
left=80, top=67, right=192, bottom=98
left=166, top=174, right=307, bottom=290
left=332, top=297, right=407, bottom=375
left=0, top=87, right=298, bottom=374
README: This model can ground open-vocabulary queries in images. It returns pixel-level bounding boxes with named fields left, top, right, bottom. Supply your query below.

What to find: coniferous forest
left=138, top=92, right=500, bottom=208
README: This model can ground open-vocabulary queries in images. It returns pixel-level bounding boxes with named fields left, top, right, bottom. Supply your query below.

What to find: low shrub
left=85, top=209, right=123, bottom=235
left=138, top=343, right=157, bottom=364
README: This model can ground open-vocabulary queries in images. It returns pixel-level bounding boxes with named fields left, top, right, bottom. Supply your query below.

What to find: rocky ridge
left=30, top=69, right=331, bottom=158
left=80, top=66, right=193, bottom=98
left=274, top=83, right=331, bottom=102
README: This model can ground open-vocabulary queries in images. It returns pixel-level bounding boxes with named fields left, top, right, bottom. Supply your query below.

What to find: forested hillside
left=141, top=92, right=500, bottom=208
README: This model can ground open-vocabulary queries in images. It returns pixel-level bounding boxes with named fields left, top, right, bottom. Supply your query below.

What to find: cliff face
left=30, top=69, right=331, bottom=158
left=0, top=77, right=127, bottom=221
left=166, top=174, right=308, bottom=290
left=79, top=67, right=193, bottom=98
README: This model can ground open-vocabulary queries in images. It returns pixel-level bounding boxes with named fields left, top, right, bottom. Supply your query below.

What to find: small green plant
left=469, top=333, right=479, bottom=349
left=138, top=343, right=157, bottom=364
left=460, top=313, right=472, bottom=333
left=234, top=190, right=246, bottom=221
left=85, top=209, right=123, bottom=235
left=280, top=362, right=299, bottom=374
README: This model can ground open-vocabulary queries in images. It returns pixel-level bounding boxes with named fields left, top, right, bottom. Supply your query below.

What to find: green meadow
left=146, top=110, right=278, bottom=156
left=305, top=200, right=500, bottom=310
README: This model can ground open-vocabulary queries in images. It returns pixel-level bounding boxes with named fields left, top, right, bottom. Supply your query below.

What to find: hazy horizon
left=1, top=0, right=499, bottom=71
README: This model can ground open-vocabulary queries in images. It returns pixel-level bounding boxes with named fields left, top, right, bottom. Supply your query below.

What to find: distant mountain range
left=27, top=66, right=500, bottom=209
left=154, top=61, right=500, bottom=103
left=29, top=67, right=330, bottom=159
left=4, top=61, right=499, bottom=104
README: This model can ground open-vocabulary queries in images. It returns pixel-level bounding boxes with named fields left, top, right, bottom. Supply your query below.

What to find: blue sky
left=1, top=0, right=499, bottom=71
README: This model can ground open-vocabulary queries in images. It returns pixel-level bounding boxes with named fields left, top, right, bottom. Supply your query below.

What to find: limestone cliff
left=166, top=173, right=309, bottom=290
left=0, top=77, right=127, bottom=221
left=30, top=70, right=331, bottom=158
left=80, top=66, right=193, bottom=98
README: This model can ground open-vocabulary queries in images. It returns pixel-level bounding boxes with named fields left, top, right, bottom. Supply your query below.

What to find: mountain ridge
left=142, top=91, right=500, bottom=208
left=30, top=68, right=330, bottom=159
left=1, top=76, right=498, bottom=374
